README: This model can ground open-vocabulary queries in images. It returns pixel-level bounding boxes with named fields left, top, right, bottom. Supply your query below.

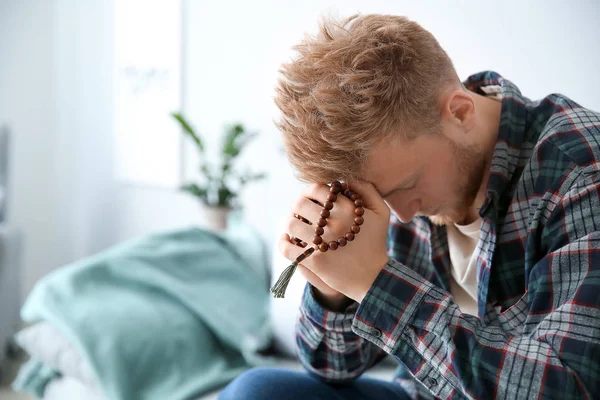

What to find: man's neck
left=464, top=92, right=503, bottom=224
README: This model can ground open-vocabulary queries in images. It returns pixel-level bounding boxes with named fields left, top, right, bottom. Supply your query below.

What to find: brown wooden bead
left=291, top=237, right=307, bottom=248
left=354, top=216, right=364, bottom=225
left=294, top=214, right=310, bottom=224
left=351, top=193, right=360, bottom=201
left=330, top=181, right=342, bottom=193
left=326, top=193, right=337, bottom=202
left=296, top=247, right=315, bottom=262
left=312, top=235, right=322, bottom=245
left=354, top=199, right=364, bottom=207
left=343, top=190, right=352, bottom=198
left=314, top=226, right=324, bottom=235
left=340, top=182, right=349, bottom=192
left=328, top=241, right=338, bottom=250
left=337, top=237, right=347, bottom=246
left=351, top=224, right=360, bottom=234
left=354, top=207, right=364, bottom=216
left=324, top=201, right=333, bottom=210
left=318, top=243, right=329, bottom=252
left=345, top=232, right=355, bottom=241
left=320, top=209, right=330, bottom=218
left=317, top=218, right=327, bottom=227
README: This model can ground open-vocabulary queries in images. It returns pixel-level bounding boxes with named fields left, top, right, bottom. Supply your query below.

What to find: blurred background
left=1, top=0, right=598, bottom=306
left=0, top=0, right=599, bottom=399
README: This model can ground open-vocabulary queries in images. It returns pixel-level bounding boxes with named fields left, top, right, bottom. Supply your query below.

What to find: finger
left=289, top=234, right=307, bottom=248
left=281, top=232, right=306, bottom=247
left=301, top=183, right=331, bottom=204
left=292, top=183, right=333, bottom=225
left=293, top=213, right=312, bottom=225
left=307, top=182, right=358, bottom=215
left=295, top=183, right=357, bottom=238
left=292, top=196, right=331, bottom=227
left=286, top=215, right=318, bottom=246
left=278, top=233, right=307, bottom=261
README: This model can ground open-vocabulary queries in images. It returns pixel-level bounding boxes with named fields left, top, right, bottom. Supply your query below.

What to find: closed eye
left=382, top=183, right=417, bottom=199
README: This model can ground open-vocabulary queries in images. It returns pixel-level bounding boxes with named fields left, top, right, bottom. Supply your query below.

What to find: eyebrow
left=377, top=171, right=420, bottom=198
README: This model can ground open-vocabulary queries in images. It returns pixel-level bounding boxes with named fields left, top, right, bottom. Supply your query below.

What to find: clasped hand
left=278, top=180, right=390, bottom=303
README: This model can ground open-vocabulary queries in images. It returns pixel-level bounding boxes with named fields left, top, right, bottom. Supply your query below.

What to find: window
left=114, top=0, right=183, bottom=188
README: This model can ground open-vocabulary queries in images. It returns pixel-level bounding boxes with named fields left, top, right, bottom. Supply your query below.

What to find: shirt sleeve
left=352, top=172, right=600, bottom=399
left=295, top=282, right=387, bottom=382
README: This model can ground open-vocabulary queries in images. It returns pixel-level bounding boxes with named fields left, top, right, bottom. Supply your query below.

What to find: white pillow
left=14, top=322, right=99, bottom=389
left=44, top=375, right=106, bottom=400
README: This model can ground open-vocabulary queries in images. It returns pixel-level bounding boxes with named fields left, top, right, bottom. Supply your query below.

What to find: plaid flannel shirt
left=295, top=71, right=600, bottom=399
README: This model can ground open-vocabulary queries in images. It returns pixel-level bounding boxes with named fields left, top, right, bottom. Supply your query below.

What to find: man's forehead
left=360, top=155, right=420, bottom=196
left=362, top=147, right=410, bottom=174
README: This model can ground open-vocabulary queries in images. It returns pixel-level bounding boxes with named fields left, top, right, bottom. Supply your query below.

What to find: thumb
left=346, top=179, right=389, bottom=216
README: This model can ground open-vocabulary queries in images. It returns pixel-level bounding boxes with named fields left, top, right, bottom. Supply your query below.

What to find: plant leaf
left=217, top=185, right=235, bottom=207
left=238, top=172, right=267, bottom=185
left=172, top=112, right=204, bottom=153
left=235, top=132, right=258, bottom=150
left=222, top=123, right=246, bottom=159
left=181, top=183, right=209, bottom=204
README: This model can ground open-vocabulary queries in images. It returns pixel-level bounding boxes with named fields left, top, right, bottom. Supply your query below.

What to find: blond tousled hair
left=274, top=14, right=459, bottom=183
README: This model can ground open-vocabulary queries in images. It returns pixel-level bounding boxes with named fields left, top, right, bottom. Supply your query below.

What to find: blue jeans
left=218, top=367, right=412, bottom=400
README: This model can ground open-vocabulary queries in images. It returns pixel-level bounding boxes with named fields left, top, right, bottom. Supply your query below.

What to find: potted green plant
left=171, top=112, right=266, bottom=230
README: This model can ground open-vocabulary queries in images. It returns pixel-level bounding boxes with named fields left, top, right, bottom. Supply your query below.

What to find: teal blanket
left=12, top=226, right=274, bottom=399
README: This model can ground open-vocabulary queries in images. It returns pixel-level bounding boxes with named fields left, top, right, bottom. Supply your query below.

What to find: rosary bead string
left=270, top=181, right=365, bottom=298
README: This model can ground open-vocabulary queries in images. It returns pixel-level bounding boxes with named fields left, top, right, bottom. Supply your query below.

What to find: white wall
left=54, top=0, right=119, bottom=260
left=1, top=0, right=599, bottom=304
left=0, top=0, right=120, bottom=299
left=123, top=0, right=600, bottom=243
left=0, top=0, right=62, bottom=301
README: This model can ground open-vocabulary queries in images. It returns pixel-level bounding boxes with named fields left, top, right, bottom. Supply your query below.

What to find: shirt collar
left=463, top=71, right=530, bottom=218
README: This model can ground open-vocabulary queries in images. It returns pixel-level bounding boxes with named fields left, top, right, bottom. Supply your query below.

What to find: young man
left=220, top=14, right=600, bottom=400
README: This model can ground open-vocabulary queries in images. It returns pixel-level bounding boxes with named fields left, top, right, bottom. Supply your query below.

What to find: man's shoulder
left=533, top=94, right=600, bottom=170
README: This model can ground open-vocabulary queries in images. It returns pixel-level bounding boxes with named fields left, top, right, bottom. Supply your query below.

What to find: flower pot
left=203, top=206, right=231, bottom=232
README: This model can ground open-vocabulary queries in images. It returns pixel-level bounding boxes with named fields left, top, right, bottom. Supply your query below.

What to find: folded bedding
left=12, top=226, right=273, bottom=400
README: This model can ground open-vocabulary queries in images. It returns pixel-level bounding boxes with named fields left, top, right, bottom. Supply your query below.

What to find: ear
left=442, top=90, right=476, bottom=133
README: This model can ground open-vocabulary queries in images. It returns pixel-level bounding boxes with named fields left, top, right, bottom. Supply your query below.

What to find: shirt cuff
left=300, top=283, right=359, bottom=333
left=352, top=258, right=433, bottom=352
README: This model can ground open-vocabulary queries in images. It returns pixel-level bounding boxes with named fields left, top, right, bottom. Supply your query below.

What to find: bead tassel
left=270, top=261, right=298, bottom=298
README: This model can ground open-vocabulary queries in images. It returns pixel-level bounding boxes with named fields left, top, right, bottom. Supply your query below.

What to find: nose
left=394, top=199, right=420, bottom=223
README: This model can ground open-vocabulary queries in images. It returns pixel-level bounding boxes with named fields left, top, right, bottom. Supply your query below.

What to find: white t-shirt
left=446, top=217, right=482, bottom=316
left=444, top=89, right=502, bottom=316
